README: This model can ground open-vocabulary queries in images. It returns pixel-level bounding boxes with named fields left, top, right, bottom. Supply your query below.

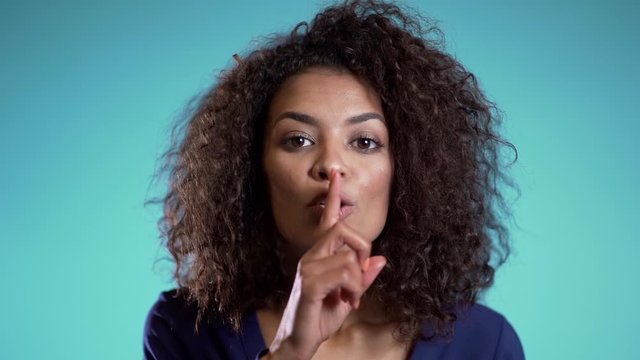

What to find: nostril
left=313, top=167, right=344, bottom=181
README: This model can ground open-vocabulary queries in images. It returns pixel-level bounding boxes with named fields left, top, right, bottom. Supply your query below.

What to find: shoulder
left=145, top=289, right=203, bottom=331
left=143, top=290, right=203, bottom=359
left=143, top=290, right=229, bottom=359
left=414, top=304, right=525, bottom=359
left=146, top=289, right=186, bottom=319
left=454, top=304, right=525, bottom=359
left=145, top=289, right=208, bottom=340
left=143, top=289, right=266, bottom=360
left=456, top=304, right=523, bottom=352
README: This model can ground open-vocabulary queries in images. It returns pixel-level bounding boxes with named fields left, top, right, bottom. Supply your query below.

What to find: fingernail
left=363, top=258, right=370, bottom=272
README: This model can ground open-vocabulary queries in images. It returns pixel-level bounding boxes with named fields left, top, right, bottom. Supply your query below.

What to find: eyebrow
left=274, top=111, right=385, bottom=126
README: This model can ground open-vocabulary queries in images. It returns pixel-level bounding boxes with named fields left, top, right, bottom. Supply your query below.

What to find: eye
left=350, top=136, right=382, bottom=152
left=283, top=135, right=314, bottom=149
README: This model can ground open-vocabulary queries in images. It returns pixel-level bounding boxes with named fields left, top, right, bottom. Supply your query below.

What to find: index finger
left=320, top=169, right=341, bottom=229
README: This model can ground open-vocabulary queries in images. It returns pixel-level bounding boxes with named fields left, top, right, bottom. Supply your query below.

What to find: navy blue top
left=144, top=290, right=525, bottom=359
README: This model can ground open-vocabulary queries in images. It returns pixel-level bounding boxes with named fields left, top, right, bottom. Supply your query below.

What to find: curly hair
left=151, top=0, right=517, bottom=344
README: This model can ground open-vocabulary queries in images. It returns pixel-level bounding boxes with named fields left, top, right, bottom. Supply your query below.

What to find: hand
left=265, top=170, right=387, bottom=360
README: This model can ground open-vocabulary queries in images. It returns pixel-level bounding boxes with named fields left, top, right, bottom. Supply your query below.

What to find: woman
left=144, top=1, right=524, bottom=359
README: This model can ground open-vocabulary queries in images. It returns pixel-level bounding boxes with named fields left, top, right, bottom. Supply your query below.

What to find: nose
left=310, top=143, right=347, bottom=181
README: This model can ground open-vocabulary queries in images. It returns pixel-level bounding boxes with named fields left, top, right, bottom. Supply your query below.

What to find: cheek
left=364, top=161, right=393, bottom=197
left=266, top=162, right=298, bottom=208
left=265, top=163, right=306, bottom=243
left=367, top=161, right=393, bottom=223
left=353, top=161, right=392, bottom=240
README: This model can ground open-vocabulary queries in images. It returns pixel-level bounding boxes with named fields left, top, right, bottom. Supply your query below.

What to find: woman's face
left=263, top=67, right=393, bottom=257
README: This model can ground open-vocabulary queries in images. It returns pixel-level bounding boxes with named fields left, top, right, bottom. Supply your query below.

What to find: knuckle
left=298, top=260, right=317, bottom=279
left=298, top=262, right=316, bottom=280
left=342, top=250, right=358, bottom=264
left=339, top=268, right=351, bottom=282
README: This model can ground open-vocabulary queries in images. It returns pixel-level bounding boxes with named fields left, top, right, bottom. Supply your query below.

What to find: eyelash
left=281, top=133, right=384, bottom=153
left=281, top=132, right=315, bottom=150
left=351, top=135, right=383, bottom=152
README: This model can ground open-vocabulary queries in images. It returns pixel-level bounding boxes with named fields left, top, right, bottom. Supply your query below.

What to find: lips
left=307, top=193, right=356, bottom=221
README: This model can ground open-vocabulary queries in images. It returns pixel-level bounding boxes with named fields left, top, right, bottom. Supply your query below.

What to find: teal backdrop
left=1, top=0, right=638, bottom=359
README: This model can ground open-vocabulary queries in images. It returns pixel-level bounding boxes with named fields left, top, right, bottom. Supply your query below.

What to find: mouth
left=308, top=194, right=356, bottom=220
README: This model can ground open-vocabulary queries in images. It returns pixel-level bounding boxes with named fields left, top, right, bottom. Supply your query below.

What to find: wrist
left=267, top=338, right=313, bottom=360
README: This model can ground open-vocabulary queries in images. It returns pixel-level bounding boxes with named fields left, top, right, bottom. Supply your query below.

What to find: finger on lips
left=320, top=169, right=342, bottom=228
left=301, top=168, right=379, bottom=310
left=315, top=171, right=371, bottom=269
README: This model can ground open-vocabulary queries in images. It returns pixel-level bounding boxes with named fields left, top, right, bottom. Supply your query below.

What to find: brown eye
left=356, top=138, right=373, bottom=149
left=284, top=135, right=313, bottom=148
left=351, top=137, right=381, bottom=151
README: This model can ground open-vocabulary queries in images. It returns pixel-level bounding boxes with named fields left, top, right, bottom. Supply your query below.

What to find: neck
left=343, top=294, right=393, bottom=328
left=268, top=292, right=394, bottom=330
left=257, top=294, right=403, bottom=355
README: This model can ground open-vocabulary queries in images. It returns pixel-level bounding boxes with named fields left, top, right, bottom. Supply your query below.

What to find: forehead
left=268, top=67, right=383, bottom=122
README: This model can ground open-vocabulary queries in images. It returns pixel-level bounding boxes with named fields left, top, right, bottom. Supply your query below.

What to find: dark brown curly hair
left=151, top=0, right=517, bottom=344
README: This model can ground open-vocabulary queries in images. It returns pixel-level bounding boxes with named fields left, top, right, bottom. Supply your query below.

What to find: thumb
left=362, top=256, right=386, bottom=290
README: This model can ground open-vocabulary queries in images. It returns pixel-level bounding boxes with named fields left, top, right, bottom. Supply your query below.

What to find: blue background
left=1, top=0, right=638, bottom=359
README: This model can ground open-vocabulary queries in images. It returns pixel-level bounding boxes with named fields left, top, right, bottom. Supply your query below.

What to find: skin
left=261, top=67, right=406, bottom=359
left=263, top=66, right=393, bottom=259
